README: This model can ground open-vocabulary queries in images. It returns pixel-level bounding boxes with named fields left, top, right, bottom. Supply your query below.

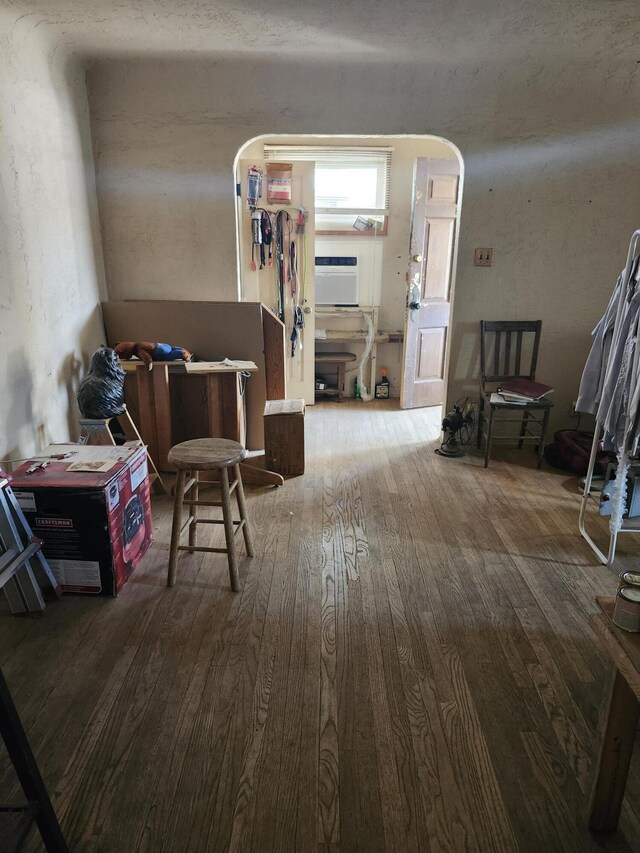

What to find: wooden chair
left=167, top=438, right=254, bottom=591
left=477, top=320, right=552, bottom=468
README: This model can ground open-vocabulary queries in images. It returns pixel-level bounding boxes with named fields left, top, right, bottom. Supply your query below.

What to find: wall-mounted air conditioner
left=314, top=240, right=383, bottom=307
left=315, top=256, right=359, bottom=306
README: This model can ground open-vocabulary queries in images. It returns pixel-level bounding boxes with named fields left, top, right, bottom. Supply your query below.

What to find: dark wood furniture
left=0, top=666, right=68, bottom=852
left=589, top=596, right=640, bottom=833
left=167, top=438, right=254, bottom=592
left=118, top=362, right=253, bottom=472
left=315, top=352, right=356, bottom=402
left=477, top=320, right=552, bottom=468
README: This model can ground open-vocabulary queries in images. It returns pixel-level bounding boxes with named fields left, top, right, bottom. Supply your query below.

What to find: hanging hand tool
left=260, top=210, right=273, bottom=268
left=251, top=210, right=262, bottom=271
left=246, top=165, right=262, bottom=208
left=295, top=207, right=307, bottom=234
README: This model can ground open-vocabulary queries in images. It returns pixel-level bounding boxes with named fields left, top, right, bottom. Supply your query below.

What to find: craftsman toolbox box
left=10, top=444, right=152, bottom=596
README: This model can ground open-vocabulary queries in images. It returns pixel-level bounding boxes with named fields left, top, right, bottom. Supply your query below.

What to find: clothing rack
left=579, top=228, right=640, bottom=563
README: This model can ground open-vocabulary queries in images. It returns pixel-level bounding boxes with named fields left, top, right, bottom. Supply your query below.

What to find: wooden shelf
left=316, top=330, right=404, bottom=344
left=314, top=309, right=402, bottom=398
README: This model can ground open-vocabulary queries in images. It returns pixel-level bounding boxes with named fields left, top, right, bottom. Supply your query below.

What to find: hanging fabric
left=577, top=254, right=640, bottom=450
left=578, top=228, right=640, bottom=565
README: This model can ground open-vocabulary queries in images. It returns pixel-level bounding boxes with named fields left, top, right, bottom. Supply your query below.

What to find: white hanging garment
left=577, top=256, right=640, bottom=452
left=575, top=273, right=623, bottom=415
left=578, top=228, right=640, bottom=566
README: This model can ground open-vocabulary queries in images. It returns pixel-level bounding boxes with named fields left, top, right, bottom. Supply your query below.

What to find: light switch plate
left=474, top=248, right=493, bottom=267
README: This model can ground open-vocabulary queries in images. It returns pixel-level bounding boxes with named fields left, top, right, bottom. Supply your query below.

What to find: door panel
left=429, top=174, right=459, bottom=204
left=424, top=218, right=455, bottom=300
left=401, top=158, right=460, bottom=409
left=417, top=327, right=446, bottom=380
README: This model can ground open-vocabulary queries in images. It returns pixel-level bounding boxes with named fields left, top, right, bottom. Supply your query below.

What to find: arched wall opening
left=234, top=133, right=464, bottom=420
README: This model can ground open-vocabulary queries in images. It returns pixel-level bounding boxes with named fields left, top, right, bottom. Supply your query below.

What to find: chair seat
left=168, top=438, right=246, bottom=470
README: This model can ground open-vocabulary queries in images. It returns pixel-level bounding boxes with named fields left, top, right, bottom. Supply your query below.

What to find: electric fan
left=435, top=400, right=476, bottom=458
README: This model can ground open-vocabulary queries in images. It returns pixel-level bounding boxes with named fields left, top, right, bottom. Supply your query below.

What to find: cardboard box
left=263, top=399, right=305, bottom=476
left=10, top=444, right=152, bottom=596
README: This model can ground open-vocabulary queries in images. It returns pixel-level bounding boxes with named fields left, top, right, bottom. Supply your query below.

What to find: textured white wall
left=0, top=14, right=107, bottom=461
left=87, top=47, right=640, bottom=428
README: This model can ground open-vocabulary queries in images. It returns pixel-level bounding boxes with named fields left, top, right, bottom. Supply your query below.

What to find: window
left=263, top=145, right=392, bottom=235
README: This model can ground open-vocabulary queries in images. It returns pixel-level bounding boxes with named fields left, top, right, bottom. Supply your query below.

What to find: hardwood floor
left=1, top=400, right=639, bottom=852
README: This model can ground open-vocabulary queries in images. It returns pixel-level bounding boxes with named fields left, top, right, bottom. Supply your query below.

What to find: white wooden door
left=238, top=159, right=315, bottom=404
left=400, top=158, right=460, bottom=409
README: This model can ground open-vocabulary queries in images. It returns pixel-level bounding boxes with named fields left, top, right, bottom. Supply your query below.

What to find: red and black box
left=10, top=444, right=153, bottom=596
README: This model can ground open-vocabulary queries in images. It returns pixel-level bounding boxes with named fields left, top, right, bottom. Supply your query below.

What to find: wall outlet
left=474, top=248, right=493, bottom=267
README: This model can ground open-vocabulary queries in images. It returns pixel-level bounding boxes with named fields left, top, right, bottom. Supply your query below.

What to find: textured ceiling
left=1, top=0, right=639, bottom=65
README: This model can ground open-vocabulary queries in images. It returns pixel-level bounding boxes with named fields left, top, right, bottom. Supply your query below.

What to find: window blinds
left=263, top=145, right=393, bottom=214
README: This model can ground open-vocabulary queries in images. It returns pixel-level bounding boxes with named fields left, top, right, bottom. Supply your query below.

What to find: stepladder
left=79, top=407, right=167, bottom=494
left=0, top=475, right=62, bottom=614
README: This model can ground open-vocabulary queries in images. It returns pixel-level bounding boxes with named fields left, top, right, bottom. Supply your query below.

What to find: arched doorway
left=234, top=134, right=463, bottom=424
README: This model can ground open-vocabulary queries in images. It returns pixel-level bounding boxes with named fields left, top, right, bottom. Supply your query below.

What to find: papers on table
left=184, top=359, right=257, bottom=373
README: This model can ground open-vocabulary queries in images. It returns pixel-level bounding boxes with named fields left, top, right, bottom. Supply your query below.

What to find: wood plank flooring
left=1, top=399, right=639, bottom=852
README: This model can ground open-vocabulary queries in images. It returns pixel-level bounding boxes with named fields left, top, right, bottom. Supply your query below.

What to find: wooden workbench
left=120, top=360, right=284, bottom=486
left=101, top=300, right=286, bottom=451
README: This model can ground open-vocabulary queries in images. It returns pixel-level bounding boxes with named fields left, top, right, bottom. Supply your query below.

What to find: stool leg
left=220, top=467, right=240, bottom=592
left=234, top=464, right=254, bottom=557
left=188, top=471, right=199, bottom=552
left=167, top=468, right=186, bottom=588
left=337, top=363, right=345, bottom=403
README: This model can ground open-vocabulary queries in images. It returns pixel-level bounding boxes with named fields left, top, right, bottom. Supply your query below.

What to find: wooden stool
left=167, top=438, right=254, bottom=592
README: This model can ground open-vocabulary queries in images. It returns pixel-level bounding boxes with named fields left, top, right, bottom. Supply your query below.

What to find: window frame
left=263, top=145, right=392, bottom=237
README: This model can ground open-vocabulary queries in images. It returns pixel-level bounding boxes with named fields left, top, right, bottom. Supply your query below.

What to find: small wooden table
left=588, top=596, right=640, bottom=831
left=314, top=352, right=356, bottom=402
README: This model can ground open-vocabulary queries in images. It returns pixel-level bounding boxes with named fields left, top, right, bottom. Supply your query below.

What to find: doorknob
left=412, top=254, right=423, bottom=263
left=303, top=306, right=312, bottom=314
left=408, top=280, right=421, bottom=312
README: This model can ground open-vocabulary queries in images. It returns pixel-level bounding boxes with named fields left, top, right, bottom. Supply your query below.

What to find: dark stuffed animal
left=114, top=341, right=193, bottom=368
left=77, top=347, right=126, bottom=420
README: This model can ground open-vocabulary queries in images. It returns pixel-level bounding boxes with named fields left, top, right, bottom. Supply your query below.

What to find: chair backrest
left=479, top=320, right=542, bottom=390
